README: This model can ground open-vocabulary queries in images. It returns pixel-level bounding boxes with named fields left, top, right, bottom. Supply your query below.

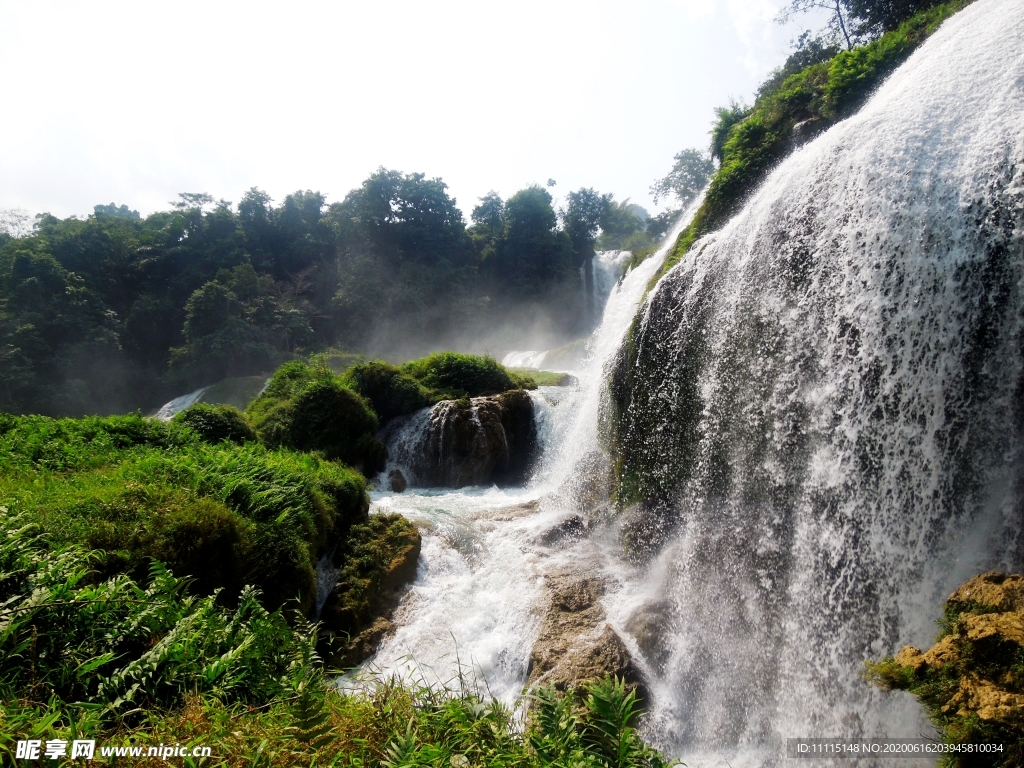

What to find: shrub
left=174, top=402, right=257, bottom=444
left=342, top=360, right=432, bottom=422
left=247, top=361, right=384, bottom=473
left=401, top=352, right=533, bottom=399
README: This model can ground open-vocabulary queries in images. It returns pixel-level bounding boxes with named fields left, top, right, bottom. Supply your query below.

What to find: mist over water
left=361, top=1, right=1023, bottom=762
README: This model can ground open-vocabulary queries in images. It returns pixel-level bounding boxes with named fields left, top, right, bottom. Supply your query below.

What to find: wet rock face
left=527, top=571, right=645, bottom=698
left=389, top=390, right=537, bottom=488
left=624, top=600, right=674, bottom=674
left=319, top=520, right=421, bottom=668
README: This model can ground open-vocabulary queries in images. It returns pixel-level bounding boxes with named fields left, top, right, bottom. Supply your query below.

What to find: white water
left=365, top=210, right=698, bottom=702
left=607, top=0, right=1024, bottom=762
left=152, top=386, right=208, bottom=421
left=362, top=1, right=1023, bottom=761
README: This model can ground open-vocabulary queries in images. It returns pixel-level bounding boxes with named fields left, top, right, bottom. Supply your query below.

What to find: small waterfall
left=152, top=386, right=209, bottom=421
left=600, top=0, right=1024, bottom=761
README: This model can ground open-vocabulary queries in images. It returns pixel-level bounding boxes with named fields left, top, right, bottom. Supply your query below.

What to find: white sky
left=0, top=0, right=829, bottom=221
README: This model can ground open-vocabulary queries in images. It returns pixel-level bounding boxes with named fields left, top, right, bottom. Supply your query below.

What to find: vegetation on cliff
left=653, top=0, right=973, bottom=283
left=867, top=572, right=1024, bottom=768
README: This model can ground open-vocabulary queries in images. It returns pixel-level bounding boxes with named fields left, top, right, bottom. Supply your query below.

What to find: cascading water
left=603, top=0, right=1024, bottom=761
left=357, top=1, right=1021, bottom=761
left=152, top=386, right=209, bottom=421
left=363, top=208, right=699, bottom=701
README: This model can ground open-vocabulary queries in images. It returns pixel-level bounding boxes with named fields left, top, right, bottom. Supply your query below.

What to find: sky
left=0, top=0, right=829, bottom=222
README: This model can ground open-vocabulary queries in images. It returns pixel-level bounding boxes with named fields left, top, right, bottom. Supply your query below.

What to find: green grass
left=0, top=412, right=368, bottom=613
left=509, top=368, right=575, bottom=387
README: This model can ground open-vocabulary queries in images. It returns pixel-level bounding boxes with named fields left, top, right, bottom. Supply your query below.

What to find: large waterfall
left=607, top=0, right=1023, bottom=760
left=362, top=0, right=1023, bottom=763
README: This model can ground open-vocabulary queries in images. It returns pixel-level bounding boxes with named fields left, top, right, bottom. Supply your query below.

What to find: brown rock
left=964, top=611, right=1024, bottom=654
left=944, top=677, right=1024, bottom=724
left=948, top=572, right=1024, bottom=613
left=527, top=571, right=645, bottom=697
left=920, top=635, right=960, bottom=668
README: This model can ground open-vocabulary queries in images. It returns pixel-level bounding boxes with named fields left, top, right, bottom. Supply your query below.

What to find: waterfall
left=603, top=0, right=1024, bottom=761
left=152, top=386, right=209, bottom=421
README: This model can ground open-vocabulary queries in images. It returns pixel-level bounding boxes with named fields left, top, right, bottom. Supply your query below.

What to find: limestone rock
left=527, top=571, right=645, bottom=697
left=948, top=572, right=1024, bottom=613
left=395, top=390, right=537, bottom=488
left=965, top=611, right=1024, bottom=653
left=944, top=678, right=1024, bottom=724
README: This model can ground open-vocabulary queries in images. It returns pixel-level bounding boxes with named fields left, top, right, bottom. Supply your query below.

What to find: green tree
left=651, top=148, right=715, bottom=207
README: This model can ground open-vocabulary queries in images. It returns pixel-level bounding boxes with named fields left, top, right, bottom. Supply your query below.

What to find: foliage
left=0, top=413, right=368, bottom=612
left=400, top=352, right=533, bottom=400
left=173, top=403, right=257, bottom=445
left=246, top=360, right=385, bottom=473
left=0, top=506, right=671, bottom=766
left=649, top=149, right=715, bottom=207
left=342, top=361, right=432, bottom=423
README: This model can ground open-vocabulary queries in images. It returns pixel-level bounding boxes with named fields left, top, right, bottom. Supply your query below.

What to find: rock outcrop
left=870, top=571, right=1024, bottom=744
left=319, top=514, right=421, bottom=667
left=387, top=390, right=537, bottom=488
left=527, top=570, right=645, bottom=698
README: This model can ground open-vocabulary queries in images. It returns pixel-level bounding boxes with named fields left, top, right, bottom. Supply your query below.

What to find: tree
left=471, top=191, right=504, bottom=237
left=487, top=186, right=572, bottom=297
left=778, top=0, right=855, bottom=49
left=650, top=149, right=715, bottom=207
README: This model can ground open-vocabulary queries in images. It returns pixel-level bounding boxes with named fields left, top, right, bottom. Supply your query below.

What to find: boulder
left=390, top=390, right=537, bottom=488
left=527, top=570, right=645, bottom=698
left=319, top=516, right=421, bottom=667
left=948, top=572, right=1024, bottom=613
left=388, top=469, right=407, bottom=493
left=624, top=600, right=674, bottom=674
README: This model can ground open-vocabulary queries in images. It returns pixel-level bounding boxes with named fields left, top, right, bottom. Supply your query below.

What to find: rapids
left=361, top=1, right=1024, bottom=763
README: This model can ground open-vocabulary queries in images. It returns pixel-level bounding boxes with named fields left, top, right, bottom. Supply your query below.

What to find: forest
left=0, top=171, right=681, bottom=418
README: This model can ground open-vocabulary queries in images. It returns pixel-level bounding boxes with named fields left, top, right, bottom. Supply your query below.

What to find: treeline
left=0, top=172, right=669, bottom=417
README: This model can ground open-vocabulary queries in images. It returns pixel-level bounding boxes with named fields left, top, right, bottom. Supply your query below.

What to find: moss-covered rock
left=247, top=360, right=385, bottom=473
left=401, top=351, right=534, bottom=399
left=173, top=402, right=257, bottom=444
left=867, top=572, right=1024, bottom=766
left=320, top=513, right=421, bottom=666
left=342, top=360, right=432, bottom=423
